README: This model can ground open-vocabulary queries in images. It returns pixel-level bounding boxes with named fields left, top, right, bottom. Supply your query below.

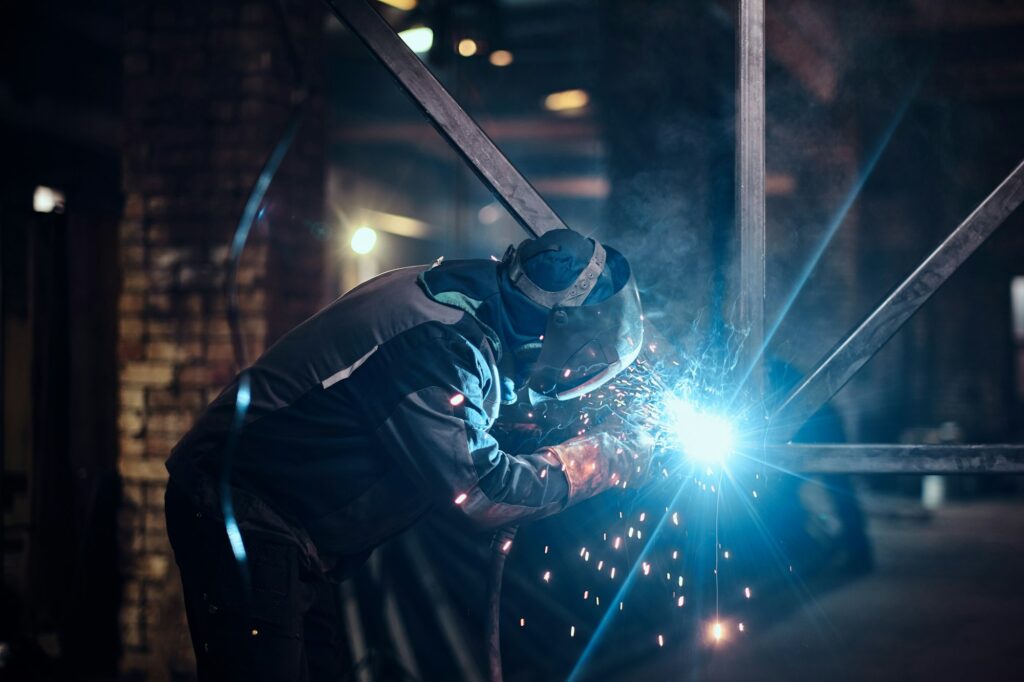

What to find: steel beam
left=322, top=0, right=568, bottom=238
left=771, top=159, right=1024, bottom=438
left=756, top=443, right=1024, bottom=474
left=737, top=0, right=767, bottom=402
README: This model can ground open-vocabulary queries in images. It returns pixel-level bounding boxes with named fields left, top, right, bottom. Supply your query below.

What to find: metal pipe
left=321, top=0, right=568, bottom=238
left=771, top=159, right=1024, bottom=438
left=736, top=0, right=767, bottom=403
left=755, top=443, right=1024, bottom=474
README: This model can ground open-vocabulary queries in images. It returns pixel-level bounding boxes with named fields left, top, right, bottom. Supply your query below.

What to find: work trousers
left=165, top=483, right=348, bottom=682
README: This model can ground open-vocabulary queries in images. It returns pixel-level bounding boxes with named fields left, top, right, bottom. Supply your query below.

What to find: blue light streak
left=567, top=479, right=693, bottom=682
left=220, top=371, right=252, bottom=579
left=731, top=84, right=920, bottom=405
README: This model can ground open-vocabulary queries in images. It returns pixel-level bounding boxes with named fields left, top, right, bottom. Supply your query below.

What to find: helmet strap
left=506, top=240, right=607, bottom=309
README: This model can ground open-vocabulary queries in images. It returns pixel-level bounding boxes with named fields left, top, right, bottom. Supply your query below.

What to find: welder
left=165, top=228, right=651, bottom=681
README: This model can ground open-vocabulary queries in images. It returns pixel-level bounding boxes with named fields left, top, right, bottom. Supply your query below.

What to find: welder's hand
left=544, top=420, right=655, bottom=506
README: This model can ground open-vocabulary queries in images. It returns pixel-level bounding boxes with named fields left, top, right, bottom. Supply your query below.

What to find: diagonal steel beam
left=737, top=0, right=767, bottom=403
left=757, top=443, right=1024, bottom=474
left=322, top=0, right=567, bottom=238
left=771, top=159, right=1024, bottom=439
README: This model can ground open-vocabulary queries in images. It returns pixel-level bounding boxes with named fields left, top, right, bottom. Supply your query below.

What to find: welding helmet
left=502, top=231, right=643, bottom=401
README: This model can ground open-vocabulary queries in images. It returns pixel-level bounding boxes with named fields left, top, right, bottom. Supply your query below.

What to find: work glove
left=544, top=417, right=655, bottom=506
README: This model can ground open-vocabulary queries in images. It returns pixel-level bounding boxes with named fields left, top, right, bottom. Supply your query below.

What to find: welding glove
left=544, top=418, right=655, bottom=506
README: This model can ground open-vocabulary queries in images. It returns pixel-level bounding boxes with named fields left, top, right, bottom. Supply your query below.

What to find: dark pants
left=166, top=483, right=349, bottom=682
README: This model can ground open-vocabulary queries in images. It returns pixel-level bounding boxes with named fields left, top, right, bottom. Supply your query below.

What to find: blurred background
left=2, top=0, right=1024, bottom=679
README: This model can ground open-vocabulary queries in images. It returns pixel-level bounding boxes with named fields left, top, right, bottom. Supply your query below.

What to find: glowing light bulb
left=489, top=50, right=513, bottom=67
left=399, top=26, right=433, bottom=54
left=350, top=226, right=378, bottom=255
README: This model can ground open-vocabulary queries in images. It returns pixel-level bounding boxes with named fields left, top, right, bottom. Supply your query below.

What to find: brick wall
left=118, top=2, right=324, bottom=678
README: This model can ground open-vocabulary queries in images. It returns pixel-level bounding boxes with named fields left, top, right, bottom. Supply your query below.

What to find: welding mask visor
left=505, top=237, right=644, bottom=400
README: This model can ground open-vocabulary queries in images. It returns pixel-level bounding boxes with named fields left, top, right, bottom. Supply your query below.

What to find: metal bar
left=771, top=159, right=1024, bottom=438
left=322, top=0, right=568, bottom=238
left=737, top=0, right=767, bottom=402
left=754, top=443, right=1024, bottom=474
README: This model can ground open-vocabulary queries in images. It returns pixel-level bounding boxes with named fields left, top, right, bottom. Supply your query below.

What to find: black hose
left=486, top=526, right=518, bottom=682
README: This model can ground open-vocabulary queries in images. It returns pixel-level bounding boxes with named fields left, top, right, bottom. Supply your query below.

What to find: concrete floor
left=624, top=499, right=1024, bottom=681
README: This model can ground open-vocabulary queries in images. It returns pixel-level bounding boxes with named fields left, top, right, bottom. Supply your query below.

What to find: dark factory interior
left=3, top=1, right=1024, bottom=680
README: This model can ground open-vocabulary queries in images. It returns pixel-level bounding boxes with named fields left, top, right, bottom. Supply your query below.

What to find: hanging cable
left=220, top=0, right=311, bottom=591
left=486, top=526, right=518, bottom=682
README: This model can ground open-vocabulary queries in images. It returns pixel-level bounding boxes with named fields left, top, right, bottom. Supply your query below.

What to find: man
left=165, top=229, right=651, bottom=680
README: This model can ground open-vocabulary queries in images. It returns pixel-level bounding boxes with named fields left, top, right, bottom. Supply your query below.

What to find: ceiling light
left=399, top=26, right=433, bottom=55
left=489, top=50, right=513, bottom=67
left=458, top=39, right=477, bottom=57
left=33, top=186, right=65, bottom=214
left=543, top=88, right=589, bottom=113
left=350, top=226, right=378, bottom=255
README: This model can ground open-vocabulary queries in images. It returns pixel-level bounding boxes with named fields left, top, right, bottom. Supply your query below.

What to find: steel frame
left=324, top=0, right=1024, bottom=474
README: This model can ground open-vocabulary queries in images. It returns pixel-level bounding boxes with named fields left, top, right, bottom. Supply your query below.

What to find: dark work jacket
left=166, top=264, right=569, bottom=575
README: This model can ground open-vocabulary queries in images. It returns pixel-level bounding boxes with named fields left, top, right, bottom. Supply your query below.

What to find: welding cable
left=225, top=0, right=311, bottom=367
left=486, top=525, right=518, bottom=682
left=220, top=0, right=311, bottom=597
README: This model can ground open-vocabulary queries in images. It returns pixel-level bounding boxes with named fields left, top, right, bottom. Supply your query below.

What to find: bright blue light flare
left=666, top=398, right=736, bottom=465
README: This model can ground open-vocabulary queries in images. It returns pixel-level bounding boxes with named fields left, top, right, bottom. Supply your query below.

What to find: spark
left=543, top=571, right=551, bottom=583
left=744, top=586, right=752, bottom=599
left=570, top=626, right=576, bottom=638
left=449, top=393, right=465, bottom=406
left=677, top=596, right=685, bottom=607
left=658, top=634, right=665, bottom=648
left=453, top=492, right=468, bottom=505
